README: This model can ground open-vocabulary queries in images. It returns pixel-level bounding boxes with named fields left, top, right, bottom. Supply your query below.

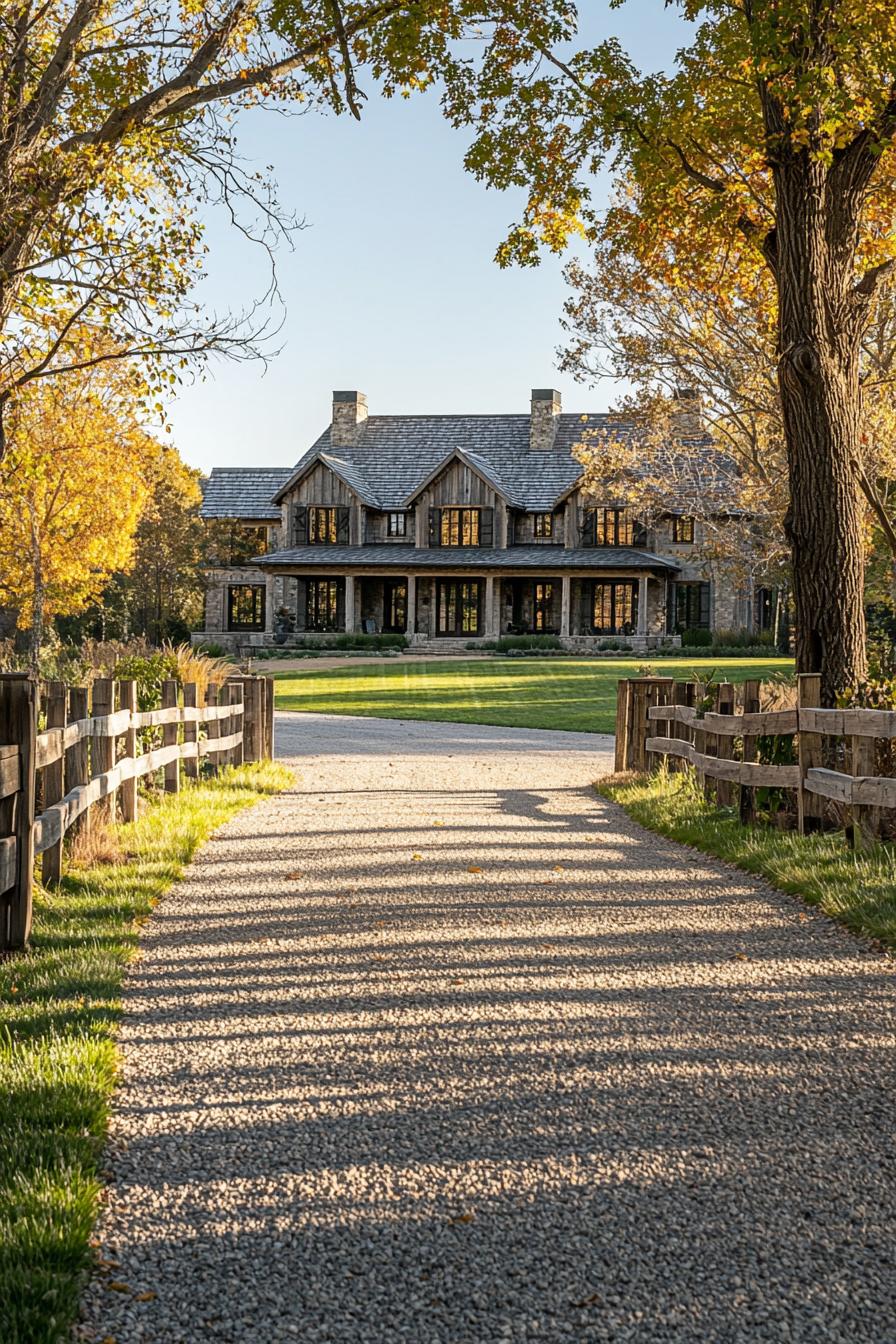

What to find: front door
left=383, top=580, right=407, bottom=633
left=436, top=580, right=482, bottom=637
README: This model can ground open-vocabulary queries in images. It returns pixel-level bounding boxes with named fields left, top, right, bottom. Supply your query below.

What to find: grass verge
left=0, top=760, right=293, bottom=1344
left=273, top=656, right=792, bottom=734
left=599, top=767, right=896, bottom=951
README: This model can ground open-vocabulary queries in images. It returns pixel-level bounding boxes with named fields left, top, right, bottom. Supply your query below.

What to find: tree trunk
left=773, top=159, right=867, bottom=704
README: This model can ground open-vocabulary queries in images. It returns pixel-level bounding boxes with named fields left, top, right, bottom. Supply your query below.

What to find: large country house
left=198, top=388, right=767, bottom=651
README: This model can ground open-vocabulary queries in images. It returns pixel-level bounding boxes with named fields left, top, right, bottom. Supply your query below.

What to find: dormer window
left=309, top=506, right=338, bottom=543
left=672, top=515, right=695, bottom=543
left=388, top=511, right=407, bottom=538
left=441, top=508, right=480, bottom=546
left=534, top=512, right=553, bottom=539
left=293, top=505, right=349, bottom=545
left=583, top=507, right=636, bottom=547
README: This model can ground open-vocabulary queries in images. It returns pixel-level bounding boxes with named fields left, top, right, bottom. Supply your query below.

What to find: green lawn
left=600, top=768, right=896, bottom=950
left=0, top=761, right=293, bottom=1344
left=273, top=656, right=792, bottom=734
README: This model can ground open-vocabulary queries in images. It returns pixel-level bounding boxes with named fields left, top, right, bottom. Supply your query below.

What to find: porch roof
left=254, top=544, right=679, bottom=573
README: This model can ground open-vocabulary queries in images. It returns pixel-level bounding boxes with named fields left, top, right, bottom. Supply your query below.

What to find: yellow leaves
left=467, top=865, right=483, bottom=874
left=134, top=1291, right=157, bottom=1302
left=448, top=1212, right=475, bottom=1225
left=107, top=1281, right=132, bottom=1293
left=411, top=853, right=423, bottom=862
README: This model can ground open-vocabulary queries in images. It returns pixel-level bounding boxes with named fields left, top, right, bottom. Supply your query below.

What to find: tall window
left=227, top=584, right=265, bottom=631
left=388, top=512, right=407, bottom=537
left=440, top=508, right=480, bottom=546
left=672, top=515, right=695, bottom=544
left=308, top=506, right=338, bottom=543
left=595, top=508, right=634, bottom=546
left=533, top=582, right=555, bottom=631
left=307, top=579, right=341, bottom=630
left=592, top=581, right=638, bottom=635
left=674, top=581, right=711, bottom=630
left=534, top=512, right=553, bottom=539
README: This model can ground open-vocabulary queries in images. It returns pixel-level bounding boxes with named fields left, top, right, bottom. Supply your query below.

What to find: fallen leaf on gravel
left=411, top=853, right=423, bottom=861
left=451, top=978, right=463, bottom=985
left=433, top=821, right=446, bottom=827
left=107, top=1282, right=132, bottom=1293
left=134, top=1292, right=157, bottom=1302
left=573, top=1293, right=602, bottom=1308
left=96, top=1257, right=120, bottom=1271
left=286, top=871, right=304, bottom=880
left=553, top=865, right=565, bottom=872
left=467, top=865, right=483, bottom=873
left=732, top=952, right=750, bottom=961
left=448, top=1212, right=475, bottom=1225
left=100, top=1337, right=117, bottom=1344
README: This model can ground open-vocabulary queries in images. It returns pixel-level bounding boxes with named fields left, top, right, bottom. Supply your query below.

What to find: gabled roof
left=271, top=450, right=381, bottom=508
left=401, top=446, right=524, bottom=508
left=201, top=468, right=292, bottom=520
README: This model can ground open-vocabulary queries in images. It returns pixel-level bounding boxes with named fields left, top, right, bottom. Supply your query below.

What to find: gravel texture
left=79, top=712, right=896, bottom=1344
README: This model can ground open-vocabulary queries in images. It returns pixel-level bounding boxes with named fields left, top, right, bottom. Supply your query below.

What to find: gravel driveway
left=80, top=712, right=896, bottom=1344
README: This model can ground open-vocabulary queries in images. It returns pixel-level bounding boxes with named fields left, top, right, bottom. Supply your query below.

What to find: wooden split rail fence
left=0, top=672, right=274, bottom=950
left=616, top=673, right=896, bottom=847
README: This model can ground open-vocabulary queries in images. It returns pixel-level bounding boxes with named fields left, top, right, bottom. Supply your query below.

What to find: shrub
left=681, top=628, right=713, bottom=647
left=493, top=634, right=563, bottom=652
left=288, top=633, right=409, bottom=652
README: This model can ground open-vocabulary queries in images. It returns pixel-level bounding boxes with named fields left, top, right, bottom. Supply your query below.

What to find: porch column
left=344, top=575, right=356, bottom=633
left=637, top=574, right=648, bottom=636
left=264, top=574, right=276, bottom=636
left=484, top=575, right=497, bottom=637
left=560, top=575, right=571, bottom=637
left=406, top=574, right=416, bottom=635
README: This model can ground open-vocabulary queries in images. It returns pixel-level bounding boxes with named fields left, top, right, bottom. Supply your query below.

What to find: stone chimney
left=530, top=388, right=562, bottom=451
left=331, top=390, right=368, bottom=447
left=671, top=387, right=703, bottom=438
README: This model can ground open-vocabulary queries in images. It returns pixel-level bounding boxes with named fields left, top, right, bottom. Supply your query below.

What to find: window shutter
left=429, top=508, right=441, bottom=546
left=581, top=509, right=596, bottom=547
left=479, top=508, right=494, bottom=547
left=700, top=582, right=711, bottom=628
left=632, top=519, right=648, bottom=548
left=337, top=507, right=350, bottom=544
left=294, top=506, right=308, bottom=546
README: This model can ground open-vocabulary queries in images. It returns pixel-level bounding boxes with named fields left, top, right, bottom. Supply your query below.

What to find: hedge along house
left=198, top=388, right=763, bottom=651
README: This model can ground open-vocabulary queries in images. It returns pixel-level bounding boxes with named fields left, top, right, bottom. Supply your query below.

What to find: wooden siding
left=283, top=462, right=356, bottom=507
left=424, top=460, right=501, bottom=508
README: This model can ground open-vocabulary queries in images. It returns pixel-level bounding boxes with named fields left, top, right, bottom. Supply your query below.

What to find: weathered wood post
left=851, top=731, right=878, bottom=850
left=162, top=679, right=180, bottom=794
left=646, top=680, right=672, bottom=772
left=91, top=677, right=116, bottom=822
left=739, top=678, right=762, bottom=824
left=205, top=682, right=219, bottom=777
left=67, top=687, right=89, bottom=836
left=232, top=676, right=262, bottom=763
left=0, top=674, right=37, bottom=950
left=715, top=682, right=736, bottom=806
left=614, top=679, right=631, bottom=772
left=183, top=682, right=198, bottom=781
left=264, top=676, right=275, bottom=759
left=797, top=674, right=824, bottom=835
left=41, top=680, right=67, bottom=884
left=669, top=680, right=691, bottom=772
left=230, top=681, right=244, bottom=766
left=119, top=680, right=138, bottom=824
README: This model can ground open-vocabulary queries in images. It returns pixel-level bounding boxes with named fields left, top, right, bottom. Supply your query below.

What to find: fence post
left=739, top=678, right=761, bottom=824
left=614, top=679, right=631, bottom=772
left=41, top=680, right=67, bottom=885
left=183, top=682, right=198, bottom=781
left=231, top=680, right=244, bottom=767
left=119, top=680, right=138, bottom=824
left=67, top=687, right=89, bottom=836
left=0, top=674, right=37, bottom=950
left=797, top=674, right=824, bottom=835
left=235, top=676, right=263, bottom=763
left=646, top=680, right=672, bottom=772
left=205, top=682, right=219, bottom=777
left=851, top=731, right=878, bottom=850
left=162, top=680, right=180, bottom=794
left=715, top=682, right=735, bottom=806
left=91, top=677, right=115, bottom=823
left=265, top=676, right=275, bottom=759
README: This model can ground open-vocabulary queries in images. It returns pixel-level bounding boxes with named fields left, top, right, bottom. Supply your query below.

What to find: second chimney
left=331, top=390, right=368, bottom=447
left=671, top=387, right=703, bottom=438
left=530, top=388, right=562, bottom=450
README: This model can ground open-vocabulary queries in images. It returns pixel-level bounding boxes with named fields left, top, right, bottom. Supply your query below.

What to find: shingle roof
left=201, top=413, right=735, bottom=519
left=201, top=468, right=292, bottom=520
left=254, top=544, right=678, bottom=572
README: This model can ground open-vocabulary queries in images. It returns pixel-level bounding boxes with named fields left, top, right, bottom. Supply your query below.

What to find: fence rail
left=0, top=672, right=274, bottom=950
left=616, top=673, right=896, bottom=848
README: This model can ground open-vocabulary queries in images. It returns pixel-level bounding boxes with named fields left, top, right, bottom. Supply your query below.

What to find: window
left=227, top=584, right=265, bottom=631
left=592, top=581, right=638, bottom=635
left=388, top=512, right=407, bottom=538
left=672, top=515, right=695, bottom=544
left=436, top=581, right=481, bottom=636
left=596, top=508, right=634, bottom=546
left=674, top=581, right=711, bottom=630
left=534, top=512, right=553, bottom=539
left=306, top=579, right=341, bottom=631
left=440, top=508, right=480, bottom=546
left=308, top=506, right=338, bottom=544
left=533, top=582, right=556, bottom=631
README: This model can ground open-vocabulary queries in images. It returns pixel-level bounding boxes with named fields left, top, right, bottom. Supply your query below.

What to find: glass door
left=436, top=580, right=482, bottom=636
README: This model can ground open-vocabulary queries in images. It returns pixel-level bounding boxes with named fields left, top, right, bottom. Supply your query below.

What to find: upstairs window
left=534, top=512, right=553, bottom=539
left=309, top=506, right=338, bottom=543
left=440, top=508, right=480, bottom=546
left=388, top=511, right=407, bottom=538
left=294, top=505, right=349, bottom=545
left=672, top=515, right=695, bottom=544
left=583, top=507, right=636, bottom=547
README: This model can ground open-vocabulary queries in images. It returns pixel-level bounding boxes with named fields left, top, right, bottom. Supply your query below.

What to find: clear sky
left=167, top=2, right=691, bottom=473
